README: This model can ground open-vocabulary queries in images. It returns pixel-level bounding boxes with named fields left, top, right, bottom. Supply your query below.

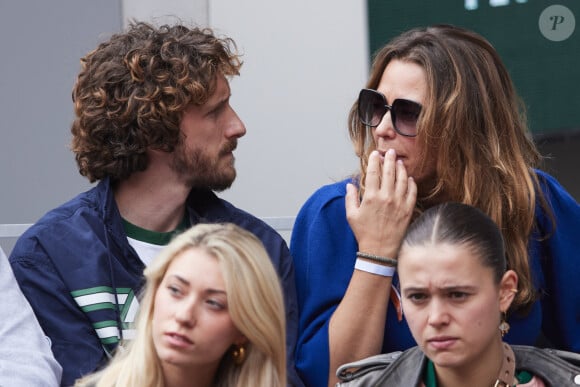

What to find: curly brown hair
left=71, top=21, right=242, bottom=182
left=348, top=24, right=552, bottom=313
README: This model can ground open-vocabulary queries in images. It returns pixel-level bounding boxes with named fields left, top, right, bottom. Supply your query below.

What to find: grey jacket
left=0, top=247, right=62, bottom=386
left=337, top=345, right=580, bottom=386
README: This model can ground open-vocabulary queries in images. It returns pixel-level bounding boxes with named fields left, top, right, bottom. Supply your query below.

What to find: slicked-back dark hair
left=402, top=202, right=506, bottom=285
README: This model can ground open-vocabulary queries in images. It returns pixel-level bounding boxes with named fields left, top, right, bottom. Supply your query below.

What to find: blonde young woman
left=76, top=223, right=286, bottom=387
left=291, top=24, right=580, bottom=386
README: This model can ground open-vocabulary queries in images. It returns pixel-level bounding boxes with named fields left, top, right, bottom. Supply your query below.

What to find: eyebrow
left=402, top=285, right=477, bottom=295
left=209, top=81, right=232, bottom=110
left=206, top=94, right=230, bottom=113
left=167, top=274, right=227, bottom=295
left=169, top=274, right=190, bottom=286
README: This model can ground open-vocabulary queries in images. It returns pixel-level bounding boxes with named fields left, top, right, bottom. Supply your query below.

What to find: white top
left=127, top=237, right=165, bottom=266
left=0, top=247, right=62, bottom=386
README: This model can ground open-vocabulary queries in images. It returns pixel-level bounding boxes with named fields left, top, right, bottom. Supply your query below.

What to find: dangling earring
left=499, top=312, right=510, bottom=338
left=231, top=344, right=246, bottom=365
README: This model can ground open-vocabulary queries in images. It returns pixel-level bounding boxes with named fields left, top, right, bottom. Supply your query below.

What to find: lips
left=376, top=149, right=405, bottom=158
left=165, top=332, right=193, bottom=347
left=222, top=140, right=237, bottom=154
left=427, top=336, right=457, bottom=350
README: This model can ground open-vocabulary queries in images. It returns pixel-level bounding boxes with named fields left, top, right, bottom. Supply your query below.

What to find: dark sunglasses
left=357, top=88, right=422, bottom=137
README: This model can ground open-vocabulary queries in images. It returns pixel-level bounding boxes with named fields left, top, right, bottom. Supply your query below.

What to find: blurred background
left=1, top=1, right=578, bottom=253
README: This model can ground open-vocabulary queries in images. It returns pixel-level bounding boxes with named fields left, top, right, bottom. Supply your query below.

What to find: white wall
left=210, top=1, right=366, bottom=221
left=0, top=0, right=123, bottom=253
left=122, top=0, right=208, bottom=27
left=0, top=1, right=368, bottom=251
left=122, top=0, right=367, bottom=222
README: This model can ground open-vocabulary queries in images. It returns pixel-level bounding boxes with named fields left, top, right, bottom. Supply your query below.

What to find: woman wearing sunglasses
left=290, top=24, right=580, bottom=387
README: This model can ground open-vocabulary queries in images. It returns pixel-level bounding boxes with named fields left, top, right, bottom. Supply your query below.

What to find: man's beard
left=170, top=140, right=237, bottom=191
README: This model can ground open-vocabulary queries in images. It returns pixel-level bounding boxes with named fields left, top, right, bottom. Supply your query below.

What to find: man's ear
left=499, top=269, right=518, bottom=312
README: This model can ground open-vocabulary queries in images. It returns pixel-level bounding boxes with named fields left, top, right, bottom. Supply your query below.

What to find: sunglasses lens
left=358, top=89, right=421, bottom=136
left=392, top=99, right=421, bottom=136
left=358, top=89, right=386, bottom=127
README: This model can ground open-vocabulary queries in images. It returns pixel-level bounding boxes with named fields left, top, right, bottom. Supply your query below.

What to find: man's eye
left=407, top=293, right=427, bottom=302
left=449, top=292, right=468, bottom=300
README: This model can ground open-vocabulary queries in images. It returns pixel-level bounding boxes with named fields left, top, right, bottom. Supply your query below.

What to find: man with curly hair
left=9, top=21, right=303, bottom=387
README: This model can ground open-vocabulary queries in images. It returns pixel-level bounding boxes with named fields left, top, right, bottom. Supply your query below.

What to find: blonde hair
left=76, top=223, right=286, bottom=387
left=348, top=24, right=552, bottom=312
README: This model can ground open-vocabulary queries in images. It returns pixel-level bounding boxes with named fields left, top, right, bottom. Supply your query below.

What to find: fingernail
left=387, top=149, right=395, bottom=155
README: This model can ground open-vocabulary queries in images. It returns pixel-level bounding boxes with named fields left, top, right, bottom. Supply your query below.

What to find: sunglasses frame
left=357, top=88, right=422, bottom=137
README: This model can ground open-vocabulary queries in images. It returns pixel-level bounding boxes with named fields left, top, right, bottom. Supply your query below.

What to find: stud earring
left=232, top=344, right=246, bottom=365
left=499, top=312, right=510, bottom=338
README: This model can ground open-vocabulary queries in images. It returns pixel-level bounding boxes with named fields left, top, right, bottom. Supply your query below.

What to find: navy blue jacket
left=10, top=178, right=303, bottom=387
left=292, top=170, right=580, bottom=387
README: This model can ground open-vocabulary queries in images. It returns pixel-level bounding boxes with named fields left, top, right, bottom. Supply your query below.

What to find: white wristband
left=354, top=258, right=395, bottom=277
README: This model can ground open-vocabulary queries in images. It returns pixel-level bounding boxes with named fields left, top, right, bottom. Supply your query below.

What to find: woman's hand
left=346, top=149, right=417, bottom=258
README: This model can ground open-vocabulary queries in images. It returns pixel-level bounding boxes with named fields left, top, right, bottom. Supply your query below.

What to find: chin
left=158, top=349, right=186, bottom=366
left=210, top=171, right=236, bottom=191
left=209, top=177, right=235, bottom=192
left=428, top=349, right=473, bottom=370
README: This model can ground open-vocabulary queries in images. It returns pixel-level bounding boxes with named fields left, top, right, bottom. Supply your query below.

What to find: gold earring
left=499, top=312, right=510, bottom=338
left=232, top=344, right=246, bottom=365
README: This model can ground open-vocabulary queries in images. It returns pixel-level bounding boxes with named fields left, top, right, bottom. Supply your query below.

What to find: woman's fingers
left=365, top=151, right=382, bottom=192
left=381, top=149, right=397, bottom=191
left=346, top=148, right=417, bottom=256
left=394, top=159, right=409, bottom=199
left=405, top=177, right=417, bottom=209
left=364, top=148, right=413, bottom=201
left=366, top=149, right=406, bottom=196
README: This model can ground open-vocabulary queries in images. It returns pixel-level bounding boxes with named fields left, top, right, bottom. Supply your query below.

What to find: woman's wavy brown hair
left=348, top=24, right=552, bottom=313
left=71, top=21, right=242, bottom=182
